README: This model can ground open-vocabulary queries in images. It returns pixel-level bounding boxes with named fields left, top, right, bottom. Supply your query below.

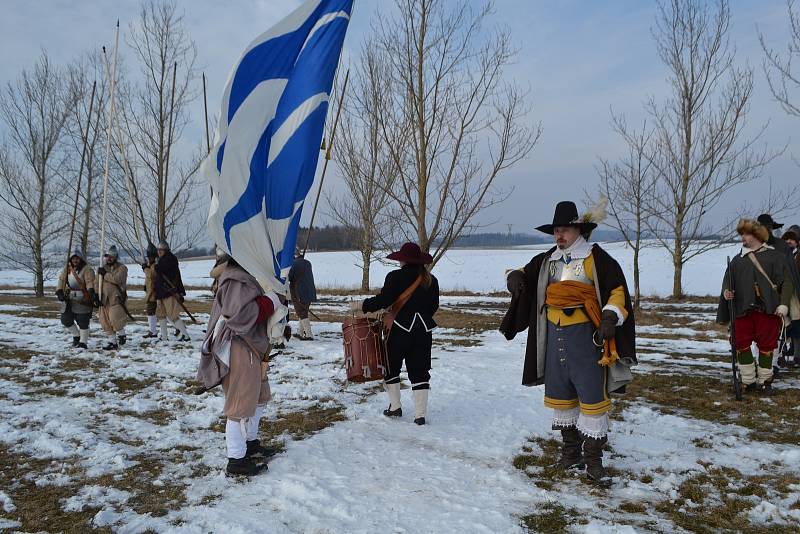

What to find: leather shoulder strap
left=382, top=274, right=424, bottom=333
left=393, top=274, right=423, bottom=312
left=747, top=252, right=778, bottom=291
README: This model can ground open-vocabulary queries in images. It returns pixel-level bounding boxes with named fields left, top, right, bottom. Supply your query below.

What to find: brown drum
left=342, top=316, right=389, bottom=383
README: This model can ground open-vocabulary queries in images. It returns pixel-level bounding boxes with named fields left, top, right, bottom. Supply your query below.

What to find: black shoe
left=143, top=331, right=158, bottom=339
left=759, top=382, right=774, bottom=396
left=777, top=356, right=787, bottom=368
left=273, top=342, right=286, bottom=350
left=744, top=382, right=758, bottom=393
left=178, top=334, right=190, bottom=342
left=72, top=337, right=80, bottom=348
left=103, top=342, right=119, bottom=351
left=226, top=457, right=267, bottom=476
left=246, top=439, right=277, bottom=459
left=555, top=428, right=585, bottom=470
left=174, top=328, right=180, bottom=337
left=118, top=335, right=126, bottom=346
left=383, top=406, right=402, bottom=417
left=414, top=417, right=425, bottom=425
left=77, top=342, right=88, bottom=349
left=582, top=435, right=612, bottom=488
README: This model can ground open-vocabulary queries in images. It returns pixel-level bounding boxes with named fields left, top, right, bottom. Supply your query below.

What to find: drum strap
left=382, top=275, right=423, bottom=334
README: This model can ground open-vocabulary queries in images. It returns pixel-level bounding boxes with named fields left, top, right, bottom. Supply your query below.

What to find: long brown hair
left=416, top=264, right=432, bottom=289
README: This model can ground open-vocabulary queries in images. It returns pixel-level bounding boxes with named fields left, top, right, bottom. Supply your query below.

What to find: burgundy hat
left=386, top=242, right=433, bottom=265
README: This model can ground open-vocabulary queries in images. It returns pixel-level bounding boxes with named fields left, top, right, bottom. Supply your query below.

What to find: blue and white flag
left=203, top=0, right=353, bottom=295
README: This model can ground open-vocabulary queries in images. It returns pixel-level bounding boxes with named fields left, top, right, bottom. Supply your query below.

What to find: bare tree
left=116, top=0, right=203, bottom=252
left=595, top=115, right=655, bottom=310
left=0, top=52, right=79, bottom=296
left=760, top=0, right=800, bottom=117
left=643, top=0, right=777, bottom=298
left=371, top=0, right=540, bottom=266
left=328, top=50, right=398, bottom=290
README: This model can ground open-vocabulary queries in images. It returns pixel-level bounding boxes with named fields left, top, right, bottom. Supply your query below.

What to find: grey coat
left=717, top=245, right=794, bottom=322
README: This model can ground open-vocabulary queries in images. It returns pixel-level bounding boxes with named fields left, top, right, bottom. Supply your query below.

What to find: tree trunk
left=35, top=177, right=46, bottom=298
left=672, top=241, right=683, bottom=299
left=361, top=250, right=371, bottom=292
left=632, top=246, right=641, bottom=310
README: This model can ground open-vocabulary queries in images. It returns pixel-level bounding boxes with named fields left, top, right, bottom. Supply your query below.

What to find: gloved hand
left=141, top=263, right=148, bottom=271
left=177, top=294, right=185, bottom=303
left=348, top=300, right=364, bottom=314
left=97, top=267, right=107, bottom=276
left=56, top=289, right=65, bottom=302
left=93, top=295, right=102, bottom=307
left=776, top=304, right=789, bottom=324
left=598, top=309, right=619, bottom=340
left=507, top=271, right=525, bottom=298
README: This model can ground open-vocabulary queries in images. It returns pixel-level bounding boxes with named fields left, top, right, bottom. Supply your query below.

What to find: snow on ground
left=0, top=241, right=742, bottom=297
left=1, top=294, right=799, bottom=532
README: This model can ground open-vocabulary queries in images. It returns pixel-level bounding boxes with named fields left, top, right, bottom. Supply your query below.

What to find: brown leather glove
left=507, top=271, right=525, bottom=298
left=598, top=310, right=618, bottom=340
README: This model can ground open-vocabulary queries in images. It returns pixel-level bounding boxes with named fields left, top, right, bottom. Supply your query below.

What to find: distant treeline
left=174, top=226, right=629, bottom=257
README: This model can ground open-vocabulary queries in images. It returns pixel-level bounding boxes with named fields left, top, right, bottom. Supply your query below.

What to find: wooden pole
left=202, top=72, right=211, bottom=155
left=66, top=80, right=97, bottom=266
left=99, top=21, right=121, bottom=299
left=303, top=68, right=350, bottom=255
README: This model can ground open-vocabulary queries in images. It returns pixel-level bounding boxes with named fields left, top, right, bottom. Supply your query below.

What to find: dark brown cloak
left=499, top=244, right=637, bottom=389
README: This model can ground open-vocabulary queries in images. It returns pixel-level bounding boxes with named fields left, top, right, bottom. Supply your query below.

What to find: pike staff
left=98, top=21, right=121, bottom=299
left=65, top=80, right=97, bottom=267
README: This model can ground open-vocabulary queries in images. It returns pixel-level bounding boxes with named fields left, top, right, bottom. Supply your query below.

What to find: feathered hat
left=536, top=198, right=607, bottom=238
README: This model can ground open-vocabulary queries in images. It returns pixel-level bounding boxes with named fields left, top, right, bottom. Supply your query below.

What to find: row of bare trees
left=0, top=0, right=204, bottom=296
left=597, top=0, right=799, bottom=302
left=329, top=0, right=540, bottom=290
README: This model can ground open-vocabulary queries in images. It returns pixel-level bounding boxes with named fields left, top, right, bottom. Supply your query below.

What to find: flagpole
left=202, top=72, right=211, bottom=155
left=99, top=21, right=120, bottom=299
left=302, top=67, right=350, bottom=255
left=66, top=80, right=96, bottom=267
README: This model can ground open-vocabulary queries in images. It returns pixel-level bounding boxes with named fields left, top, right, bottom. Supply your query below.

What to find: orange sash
left=545, top=280, right=619, bottom=366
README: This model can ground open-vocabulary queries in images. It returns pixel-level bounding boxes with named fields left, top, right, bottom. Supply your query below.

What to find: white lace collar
left=550, top=235, right=593, bottom=262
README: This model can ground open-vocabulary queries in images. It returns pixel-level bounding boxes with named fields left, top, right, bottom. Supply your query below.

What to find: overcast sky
left=1, top=0, right=798, bottom=236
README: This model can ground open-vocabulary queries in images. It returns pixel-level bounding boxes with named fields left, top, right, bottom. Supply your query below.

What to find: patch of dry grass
left=0, top=447, right=111, bottom=534
left=655, top=465, right=800, bottom=533
left=617, top=372, right=800, bottom=444
left=519, top=503, right=578, bottom=533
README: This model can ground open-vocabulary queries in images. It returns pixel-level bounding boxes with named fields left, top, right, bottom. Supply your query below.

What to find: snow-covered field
left=0, top=241, right=742, bottom=297
left=0, top=291, right=798, bottom=532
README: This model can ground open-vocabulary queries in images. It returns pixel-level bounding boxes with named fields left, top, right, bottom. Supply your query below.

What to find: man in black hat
left=758, top=214, right=800, bottom=371
left=500, top=200, right=636, bottom=487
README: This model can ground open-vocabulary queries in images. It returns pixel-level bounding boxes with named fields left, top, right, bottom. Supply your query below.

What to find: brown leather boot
left=556, top=428, right=584, bottom=470
left=582, top=435, right=612, bottom=487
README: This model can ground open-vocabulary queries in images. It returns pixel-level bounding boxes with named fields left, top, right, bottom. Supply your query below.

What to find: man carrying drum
left=349, top=242, right=439, bottom=425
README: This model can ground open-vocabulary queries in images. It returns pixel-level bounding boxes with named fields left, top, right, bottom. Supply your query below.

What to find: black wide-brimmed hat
left=535, top=201, right=598, bottom=235
left=757, top=213, right=783, bottom=230
left=387, top=242, right=433, bottom=265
